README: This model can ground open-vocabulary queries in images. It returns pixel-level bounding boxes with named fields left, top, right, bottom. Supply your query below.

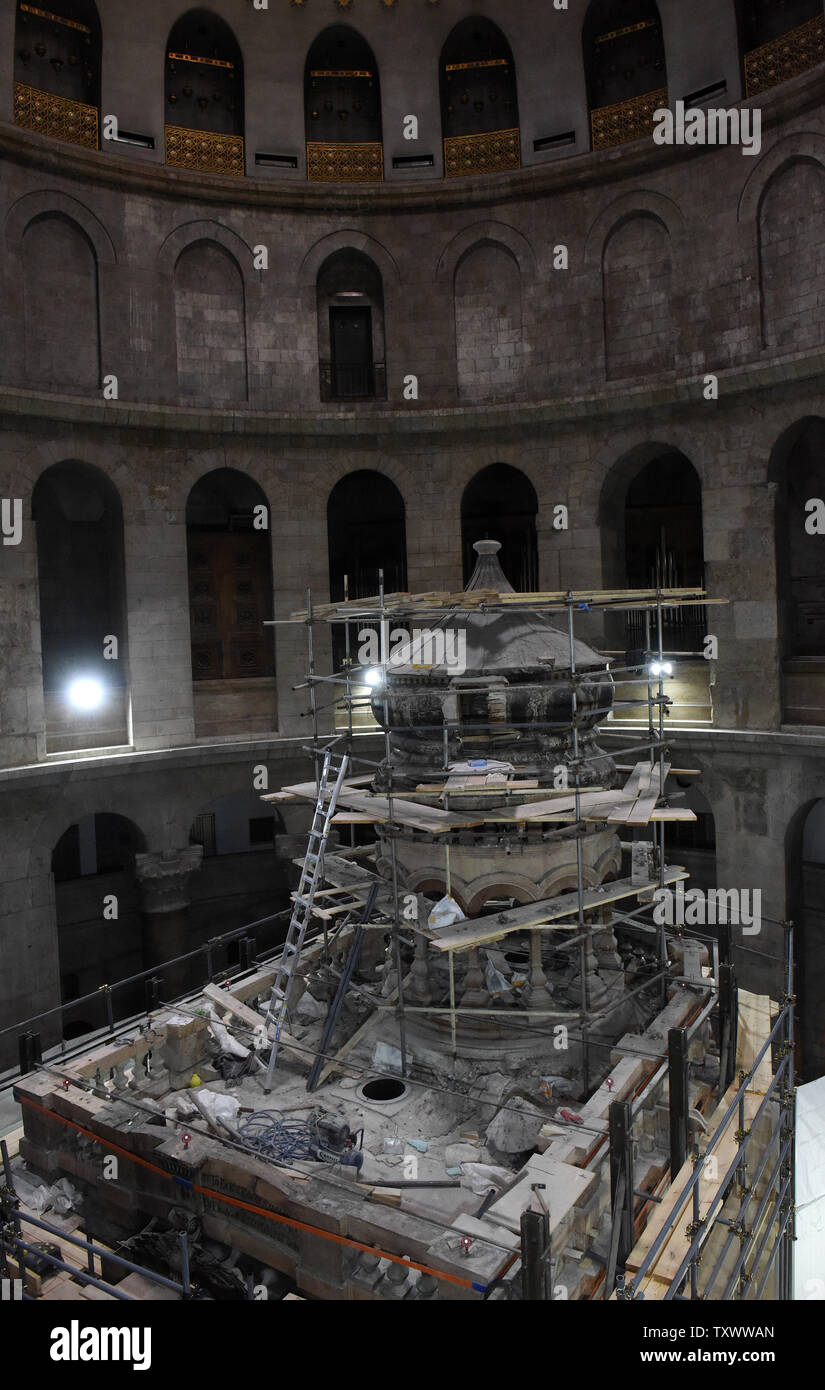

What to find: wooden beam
left=429, top=867, right=690, bottom=953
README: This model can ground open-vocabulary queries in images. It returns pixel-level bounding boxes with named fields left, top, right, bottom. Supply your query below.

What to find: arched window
left=14, top=0, right=101, bottom=149
left=623, top=452, right=704, bottom=651
left=175, top=241, right=248, bottom=403
left=32, top=462, right=129, bottom=753
left=772, top=418, right=825, bottom=725
left=52, top=813, right=147, bottom=1034
left=165, top=9, right=244, bottom=176
left=23, top=214, right=99, bottom=392
left=305, top=26, right=383, bottom=182
left=603, top=215, right=674, bottom=380
left=186, top=470, right=275, bottom=700
left=759, top=161, right=825, bottom=354
left=583, top=0, right=667, bottom=150
left=439, top=18, right=520, bottom=178
left=328, top=471, right=407, bottom=669
left=317, top=250, right=385, bottom=401
left=461, top=464, right=538, bottom=591
left=737, top=0, right=824, bottom=98
left=454, top=242, right=524, bottom=400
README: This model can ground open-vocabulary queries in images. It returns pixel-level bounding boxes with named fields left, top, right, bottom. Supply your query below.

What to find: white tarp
left=795, top=1075, right=825, bottom=1299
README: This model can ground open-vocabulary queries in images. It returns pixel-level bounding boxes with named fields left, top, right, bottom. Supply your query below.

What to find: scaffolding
left=260, top=573, right=795, bottom=1300
left=0, top=578, right=795, bottom=1303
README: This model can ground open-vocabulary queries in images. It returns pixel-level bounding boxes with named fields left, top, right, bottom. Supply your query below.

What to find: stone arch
left=157, top=219, right=257, bottom=282
left=756, top=156, right=825, bottom=352
left=452, top=239, right=526, bottom=401
left=436, top=220, right=536, bottom=282
left=171, top=237, right=249, bottom=404
left=5, top=190, right=116, bottom=266
left=601, top=212, right=676, bottom=380
left=299, top=229, right=399, bottom=289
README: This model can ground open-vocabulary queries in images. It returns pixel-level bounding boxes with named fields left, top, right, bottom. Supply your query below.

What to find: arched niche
left=14, top=0, right=101, bottom=149
left=305, top=26, right=383, bottom=183
left=165, top=8, right=245, bottom=175
left=32, top=461, right=129, bottom=753
left=583, top=0, right=667, bottom=150
left=23, top=213, right=100, bottom=392
left=603, top=213, right=675, bottom=381
left=454, top=241, right=524, bottom=401
left=461, top=464, right=538, bottom=591
left=174, top=240, right=248, bottom=403
left=439, top=17, right=520, bottom=177
left=316, top=249, right=385, bottom=401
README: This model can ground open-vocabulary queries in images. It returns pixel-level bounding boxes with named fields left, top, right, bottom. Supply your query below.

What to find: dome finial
left=466, top=538, right=515, bottom=593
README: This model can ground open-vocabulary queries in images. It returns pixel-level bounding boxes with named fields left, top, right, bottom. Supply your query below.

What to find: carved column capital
left=135, top=846, right=203, bottom=915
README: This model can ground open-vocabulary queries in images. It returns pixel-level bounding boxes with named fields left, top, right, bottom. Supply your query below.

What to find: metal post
left=378, top=568, right=407, bottom=1077
left=180, top=1232, right=192, bottom=1298
left=567, top=596, right=590, bottom=1092
left=520, top=1208, right=551, bottom=1300
left=718, top=961, right=738, bottom=1094
left=608, top=1100, right=635, bottom=1279
left=668, top=1026, right=689, bottom=1180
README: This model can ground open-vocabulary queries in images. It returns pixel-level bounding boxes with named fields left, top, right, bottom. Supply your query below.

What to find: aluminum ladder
left=262, top=750, right=350, bottom=1093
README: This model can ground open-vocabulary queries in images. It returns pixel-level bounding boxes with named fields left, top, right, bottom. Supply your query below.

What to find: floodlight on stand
left=362, top=667, right=383, bottom=688
left=648, top=661, right=673, bottom=678
left=66, top=676, right=106, bottom=711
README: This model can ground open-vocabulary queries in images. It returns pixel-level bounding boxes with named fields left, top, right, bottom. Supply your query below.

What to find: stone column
left=526, top=933, right=552, bottom=1010
left=404, top=932, right=435, bottom=1006
left=135, top=847, right=202, bottom=1001
left=460, top=948, right=489, bottom=1007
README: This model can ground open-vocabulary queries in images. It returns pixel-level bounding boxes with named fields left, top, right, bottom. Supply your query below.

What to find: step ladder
left=262, top=750, right=350, bottom=1093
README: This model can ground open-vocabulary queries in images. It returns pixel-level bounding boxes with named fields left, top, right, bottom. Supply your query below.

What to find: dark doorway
left=624, top=453, right=704, bottom=651
left=330, top=306, right=374, bottom=399
left=461, top=463, right=538, bottom=591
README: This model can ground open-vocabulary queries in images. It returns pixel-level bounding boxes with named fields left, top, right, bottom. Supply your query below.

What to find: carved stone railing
left=14, top=82, right=98, bottom=149
left=306, top=141, right=384, bottom=182
left=745, top=14, right=825, bottom=98
left=164, top=125, right=245, bottom=177
left=443, top=127, right=521, bottom=178
left=591, top=87, right=668, bottom=152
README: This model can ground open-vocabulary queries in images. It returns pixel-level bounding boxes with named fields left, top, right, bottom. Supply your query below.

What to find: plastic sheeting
left=795, top=1075, right=825, bottom=1300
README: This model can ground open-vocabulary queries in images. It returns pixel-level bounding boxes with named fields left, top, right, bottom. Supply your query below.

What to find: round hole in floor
left=359, top=1077, right=408, bottom=1103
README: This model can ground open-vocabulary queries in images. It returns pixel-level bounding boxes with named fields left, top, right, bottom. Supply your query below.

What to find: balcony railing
left=306, top=141, right=384, bottom=183
left=165, top=124, right=245, bottom=177
left=590, top=86, right=668, bottom=152
left=319, top=360, right=385, bottom=401
left=14, top=82, right=98, bottom=149
left=443, top=127, right=521, bottom=178
left=745, top=14, right=825, bottom=98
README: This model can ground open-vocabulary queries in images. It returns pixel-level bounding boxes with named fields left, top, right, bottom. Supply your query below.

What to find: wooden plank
left=203, top=982, right=266, bottom=1033
left=430, top=867, right=690, bottom=953
left=316, top=992, right=396, bottom=1086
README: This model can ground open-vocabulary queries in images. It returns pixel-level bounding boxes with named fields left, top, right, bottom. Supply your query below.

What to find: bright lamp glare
left=363, top=668, right=383, bottom=688
left=649, top=661, right=673, bottom=678
left=67, top=677, right=105, bottom=711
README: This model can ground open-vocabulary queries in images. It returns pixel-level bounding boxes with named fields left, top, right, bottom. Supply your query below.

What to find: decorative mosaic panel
left=165, top=124, right=245, bottom=177
left=306, top=140, right=384, bottom=182
left=590, top=87, right=668, bottom=152
left=745, top=15, right=825, bottom=98
left=443, top=127, right=521, bottom=178
left=14, top=82, right=98, bottom=149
